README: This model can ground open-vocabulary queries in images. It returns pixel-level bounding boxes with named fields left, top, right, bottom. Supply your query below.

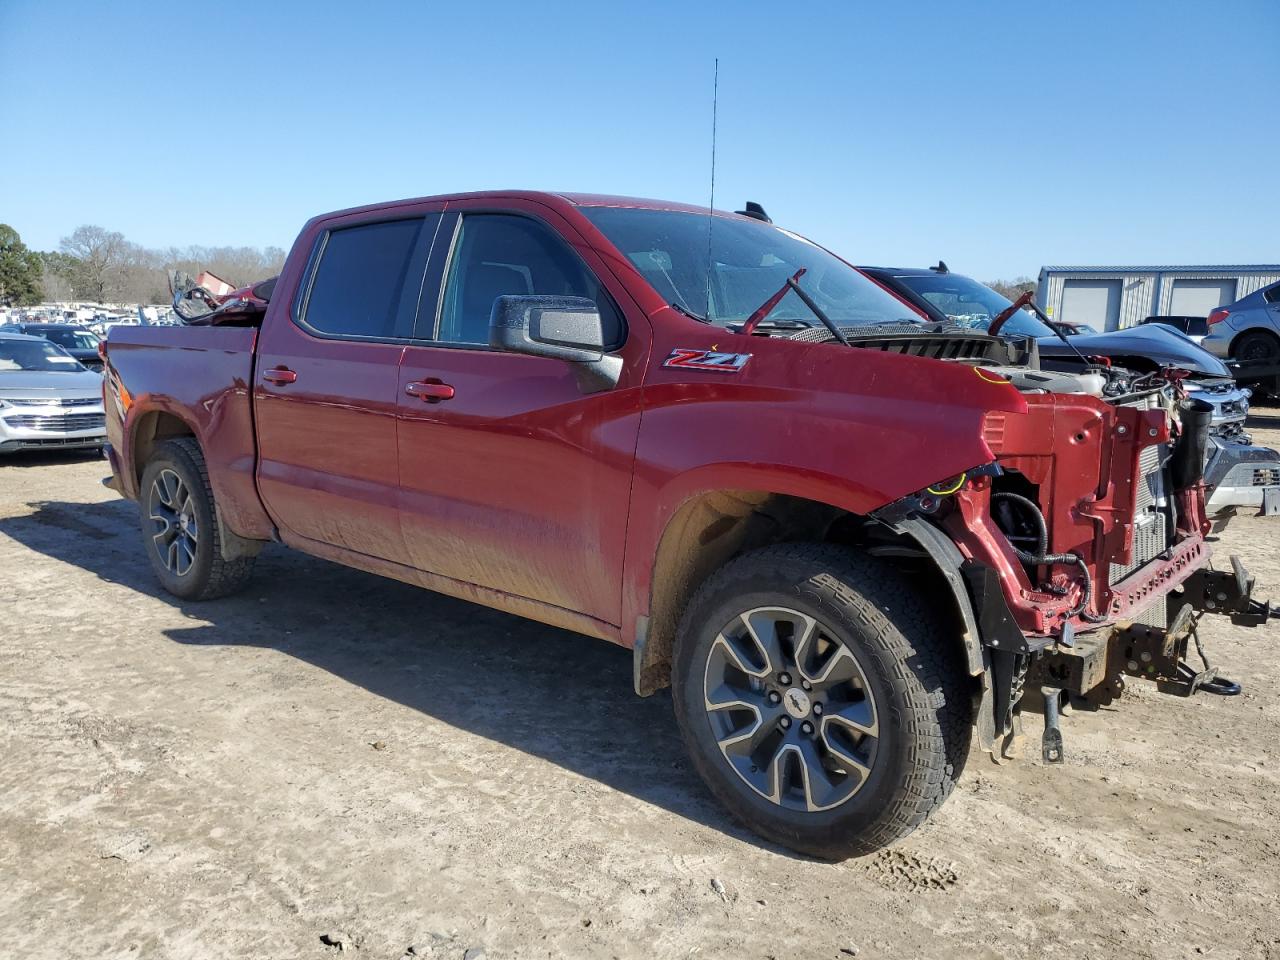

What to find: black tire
left=139, top=437, right=256, bottom=600
left=1232, top=330, right=1280, bottom=364
left=672, top=543, right=972, bottom=860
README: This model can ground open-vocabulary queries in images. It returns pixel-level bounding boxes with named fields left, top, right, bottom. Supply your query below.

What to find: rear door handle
left=405, top=379, right=455, bottom=402
left=262, top=366, right=297, bottom=385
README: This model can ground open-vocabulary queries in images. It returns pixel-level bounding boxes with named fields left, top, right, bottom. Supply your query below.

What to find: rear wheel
left=672, top=543, right=971, bottom=859
left=139, top=438, right=255, bottom=600
left=1233, top=330, right=1280, bottom=364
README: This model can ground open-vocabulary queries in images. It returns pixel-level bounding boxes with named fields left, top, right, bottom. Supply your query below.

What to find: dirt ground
left=3, top=410, right=1280, bottom=960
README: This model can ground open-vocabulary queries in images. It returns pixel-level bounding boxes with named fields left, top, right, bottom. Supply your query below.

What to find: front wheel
left=672, top=544, right=972, bottom=859
left=139, top=438, right=256, bottom=600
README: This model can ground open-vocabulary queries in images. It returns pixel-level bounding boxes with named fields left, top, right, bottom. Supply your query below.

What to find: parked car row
left=0, top=322, right=104, bottom=371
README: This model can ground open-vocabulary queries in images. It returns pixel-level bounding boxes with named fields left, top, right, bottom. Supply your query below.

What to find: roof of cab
left=859, top=266, right=945, bottom=277
left=306, top=190, right=756, bottom=228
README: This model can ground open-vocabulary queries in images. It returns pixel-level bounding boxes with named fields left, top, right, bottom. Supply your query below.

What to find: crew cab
left=101, top=192, right=1275, bottom=859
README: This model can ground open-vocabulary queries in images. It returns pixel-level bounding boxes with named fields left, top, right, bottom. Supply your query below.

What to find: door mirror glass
left=490, top=295, right=620, bottom=392
left=490, top=295, right=604, bottom=359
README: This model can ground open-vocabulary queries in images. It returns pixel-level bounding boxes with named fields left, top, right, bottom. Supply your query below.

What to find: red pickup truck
left=102, top=191, right=1274, bottom=859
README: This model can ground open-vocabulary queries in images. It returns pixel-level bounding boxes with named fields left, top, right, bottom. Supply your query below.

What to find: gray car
left=1202, top=279, right=1280, bottom=363
left=0, top=332, right=106, bottom=455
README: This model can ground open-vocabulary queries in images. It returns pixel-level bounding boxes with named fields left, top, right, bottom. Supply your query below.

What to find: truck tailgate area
left=103, top=325, right=274, bottom=541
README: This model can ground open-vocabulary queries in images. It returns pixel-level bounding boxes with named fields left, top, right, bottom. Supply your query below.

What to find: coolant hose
left=1170, top=398, right=1213, bottom=489
left=991, top=492, right=1105, bottom=620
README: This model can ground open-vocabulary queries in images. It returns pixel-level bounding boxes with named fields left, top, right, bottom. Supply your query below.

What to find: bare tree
left=45, top=227, right=288, bottom=305
left=157, top=245, right=287, bottom=289
left=39, top=262, right=74, bottom=301
left=58, top=225, right=130, bottom=301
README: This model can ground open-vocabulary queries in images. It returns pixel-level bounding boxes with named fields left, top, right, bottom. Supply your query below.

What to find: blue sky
left=2, top=0, right=1275, bottom=279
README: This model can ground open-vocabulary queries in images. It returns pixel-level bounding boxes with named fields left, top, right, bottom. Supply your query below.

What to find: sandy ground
left=3, top=409, right=1280, bottom=960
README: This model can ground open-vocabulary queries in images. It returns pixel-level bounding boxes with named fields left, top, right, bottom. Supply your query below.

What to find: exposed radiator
left=1134, top=443, right=1167, bottom=512
left=1108, top=391, right=1175, bottom=628
left=1110, top=512, right=1168, bottom=583
left=1109, top=513, right=1169, bottom=628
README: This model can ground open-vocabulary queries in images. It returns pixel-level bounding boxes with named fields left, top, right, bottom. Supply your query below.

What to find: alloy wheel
left=149, top=468, right=199, bottom=577
left=702, top=606, right=879, bottom=812
left=1242, top=338, right=1279, bottom=362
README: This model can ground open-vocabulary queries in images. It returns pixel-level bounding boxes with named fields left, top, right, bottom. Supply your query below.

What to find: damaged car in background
left=101, top=192, right=1276, bottom=859
left=859, top=263, right=1280, bottom=519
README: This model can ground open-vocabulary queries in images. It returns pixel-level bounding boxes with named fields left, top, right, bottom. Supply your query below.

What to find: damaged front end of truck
left=864, top=343, right=1278, bottom=763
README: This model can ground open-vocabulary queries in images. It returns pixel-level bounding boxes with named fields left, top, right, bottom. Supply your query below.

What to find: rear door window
left=299, top=218, right=429, bottom=340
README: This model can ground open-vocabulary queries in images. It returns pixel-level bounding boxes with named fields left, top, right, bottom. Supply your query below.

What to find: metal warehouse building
left=1036, top=265, right=1280, bottom=332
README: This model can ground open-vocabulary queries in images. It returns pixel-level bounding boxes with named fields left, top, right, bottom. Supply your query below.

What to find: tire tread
left=673, top=542, right=971, bottom=859
left=146, top=438, right=256, bottom=600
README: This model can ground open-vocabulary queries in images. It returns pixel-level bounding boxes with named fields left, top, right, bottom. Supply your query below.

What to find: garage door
left=1060, top=279, right=1122, bottom=331
left=1168, top=279, right=1237, bottom=317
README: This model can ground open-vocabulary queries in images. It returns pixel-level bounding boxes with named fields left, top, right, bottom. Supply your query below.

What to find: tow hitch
left=1040, top=686, right=1065, bottom=764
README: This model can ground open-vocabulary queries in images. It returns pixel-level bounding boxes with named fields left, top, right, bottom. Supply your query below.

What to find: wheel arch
left=129, top=407, right=198, bottom=489
left=1230, top=324, right=1280, bottom=358
left=130, top=412, right=267, bottom=564
left=632, top=487, right=986, bottom=698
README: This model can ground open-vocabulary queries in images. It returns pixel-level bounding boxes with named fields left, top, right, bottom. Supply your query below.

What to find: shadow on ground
left=0, top=496, right=777, bottom=850
left=0, top=449, right=106, bottom=468
left=1245, top=412, right=1280, bottom=431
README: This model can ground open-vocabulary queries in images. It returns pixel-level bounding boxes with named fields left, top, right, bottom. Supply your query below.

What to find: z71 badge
left=663, top=348, right=751, bottom=373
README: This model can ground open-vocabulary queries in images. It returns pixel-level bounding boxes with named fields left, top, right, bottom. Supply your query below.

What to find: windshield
left=891, top=274, right=1055, bottom=338
left=581, top=207, right=923, bottom=328
left=0, top=339, right=85, bottom=372
left=1146, top=317, right=1208, bottom=337
left=38, top=328, right=100, bottom=350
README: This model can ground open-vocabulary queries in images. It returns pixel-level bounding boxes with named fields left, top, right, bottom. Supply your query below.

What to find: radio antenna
left=704, top=57, right=719, bottom=320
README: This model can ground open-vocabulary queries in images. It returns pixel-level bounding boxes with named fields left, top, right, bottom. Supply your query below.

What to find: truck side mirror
left=489, top=295, right=621, bottom=393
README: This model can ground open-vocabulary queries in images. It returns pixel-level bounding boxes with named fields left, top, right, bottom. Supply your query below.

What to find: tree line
left=0, top=223, right=286, bottom=307
left=986, top=277, right=1037, bottom=301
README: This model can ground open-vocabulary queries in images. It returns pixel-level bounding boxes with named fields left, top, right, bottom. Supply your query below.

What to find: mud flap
left=962, top=562, right=1051, bottom=760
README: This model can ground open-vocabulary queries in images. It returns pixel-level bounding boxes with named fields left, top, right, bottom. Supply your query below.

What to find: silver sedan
left=0, top=333, right=106, bottom=455
left=1202, top=280, right=1280, bottom=364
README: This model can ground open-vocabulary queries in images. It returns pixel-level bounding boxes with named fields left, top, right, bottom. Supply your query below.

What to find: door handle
left=405, top=379, right=455, bottom=402
left=262, top=366, right=297, bottom=385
